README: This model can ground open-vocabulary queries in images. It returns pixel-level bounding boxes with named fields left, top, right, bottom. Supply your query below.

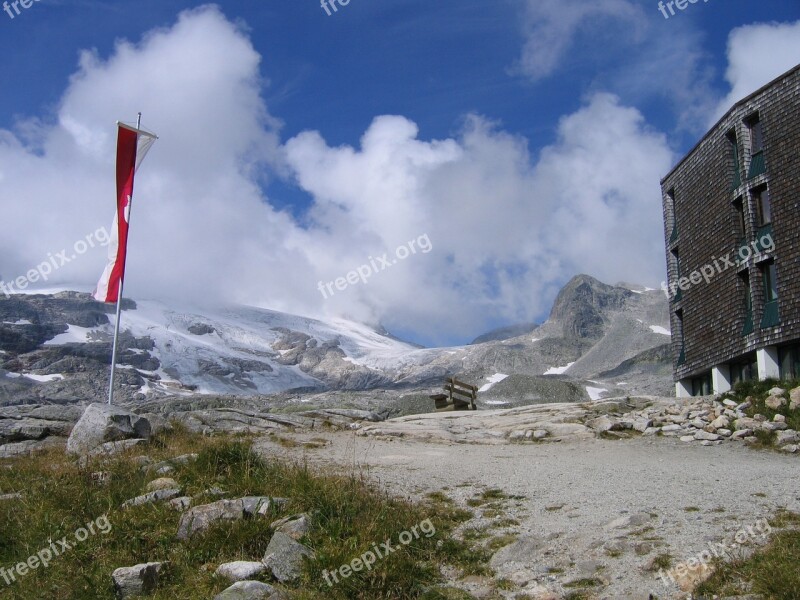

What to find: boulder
left=214, top=581, right=277, bottom=600
left=177, top=497, right=281, bottom=540
left=775, top=430, right=799, bottom=447
left=112, top=562, right=164, bottom=599
left=765, top=395, right=786, bottom=410
left=790, top=387, right=800, bottom=411
left=694, top=430, right=721, bottom=441
left=66, top=403, right=151, bottom=456
left=122, top=489, right=182, bottom=509
left=270, top=514, right=311, bottom=541
left=146, top=478, right=180, bottom=492
left=215, top=561, right=267, bottom=582
left=262, top=532, right=314, bottom=582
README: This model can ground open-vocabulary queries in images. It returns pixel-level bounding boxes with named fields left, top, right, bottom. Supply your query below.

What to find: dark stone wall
left=661, top=65, right=800, bottom=381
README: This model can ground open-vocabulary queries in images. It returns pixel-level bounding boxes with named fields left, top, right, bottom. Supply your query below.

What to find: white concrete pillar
left=711, top=364, right=732, bottom=395
left=756, top=346, right=780, bottom=380
left=676, top=379, right=692, bottom=398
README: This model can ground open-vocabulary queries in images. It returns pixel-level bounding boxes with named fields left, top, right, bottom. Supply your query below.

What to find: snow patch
left=479, top=373, right=508, bottom=392
left=45, top=325, right=106, bottom=345
left=3, top=319, right=32, bottom=325
left=544, top=362, right=574, bottom=375
left=649, top=325, right=671, bottom=336
left=586, top=386, right=608, bottom=401
left=7, top=373, right=65, bottom=383
left=484, top=400, right=510, bottom=405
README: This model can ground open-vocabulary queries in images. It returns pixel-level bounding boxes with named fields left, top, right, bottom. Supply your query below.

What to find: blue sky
left=1, top=0, right=799, bottom=346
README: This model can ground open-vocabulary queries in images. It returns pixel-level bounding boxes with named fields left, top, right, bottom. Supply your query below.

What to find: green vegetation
left=720, top=379, right=800, bottom=447
left=0, top=428, right=482, bottom=599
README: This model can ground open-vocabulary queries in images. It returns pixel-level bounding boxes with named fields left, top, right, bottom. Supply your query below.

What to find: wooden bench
left=430, top=377, right=478, bottom=412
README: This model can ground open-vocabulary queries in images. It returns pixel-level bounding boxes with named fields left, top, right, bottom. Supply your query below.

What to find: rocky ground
left=251, top=393, right=800, bottom=600
left=2, top=390, right=799, bottom=598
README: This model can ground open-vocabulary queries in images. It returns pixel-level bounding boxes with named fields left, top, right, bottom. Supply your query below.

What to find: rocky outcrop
left=547, top=275, right=632, bottom=340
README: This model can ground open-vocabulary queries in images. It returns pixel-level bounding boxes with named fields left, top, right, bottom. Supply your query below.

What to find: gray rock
left=270, top=514, right=311, bottom=540
left=605, top=513, right=651, bottom=530
left=661, top=424, right=683, bottom=433
left=177, top=499, right=248, bottom=540
left=776, top=430, right=799, bottom=447
left=112, top=562, right=164, bottom=599
left=532, top=429, right=549, bottom=440
left=215, top=561, right=266, bottom=582
left=768, top=386, right=786, bottom=397
left=88, top=439, right=148, bottom=457
left=214, top=581, right=277, bottom=600
left=146, top=478, right=179, bottom=492
left=589, top=416, right=613, bottom=432
left=489, top=535, right=543, bottom=570
left=763, top=421, right=788, bottom=431
left=710, top=416, right=729, bottom=429
left=694, top=430, right=720, bottom=441
left=731, top=429, right=753, bottom=439
left=735, top=417, right=759, bottom=431
left=170, top=496, right=192, bottom=511
left=781, top=444, right=798, bottom=453
left=176, top=497, right=280, bottom=540
left=66, top=403, right=151, bottom=456
left=790, top=387, right=800, bottom=411
left=765, top=395, right=786, bottom=410
left=122, top=488, right=182, bottom=509
left=262, top=532, right=314, bottom=582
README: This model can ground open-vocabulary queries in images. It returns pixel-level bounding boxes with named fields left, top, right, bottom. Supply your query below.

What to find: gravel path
left=255, top=430, right=800, bottom=599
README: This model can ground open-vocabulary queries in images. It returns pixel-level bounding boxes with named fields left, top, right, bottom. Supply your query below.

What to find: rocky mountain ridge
left=0, top=275, right=673, bottom=409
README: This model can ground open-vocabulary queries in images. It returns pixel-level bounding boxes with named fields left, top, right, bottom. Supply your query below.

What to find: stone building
left=661, top=64, right=800, bottom=397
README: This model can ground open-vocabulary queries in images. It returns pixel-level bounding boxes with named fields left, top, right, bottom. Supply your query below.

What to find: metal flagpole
left=107, top=112, right=142, bottom=405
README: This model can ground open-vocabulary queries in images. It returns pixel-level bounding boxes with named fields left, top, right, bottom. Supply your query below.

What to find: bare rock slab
left=67, top=403, right=151, bottom=456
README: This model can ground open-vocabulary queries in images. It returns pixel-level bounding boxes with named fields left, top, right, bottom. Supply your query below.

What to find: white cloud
left=0, top=5, right=675, bottom=346
left=711, top=20, right=800, bottom=123
left=512, top=0, right=646, bottom=82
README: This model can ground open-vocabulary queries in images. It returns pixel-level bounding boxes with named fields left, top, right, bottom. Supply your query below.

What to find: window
left=727, top=129, right=741, bottom=189
left=675, top=309, right=685, bottom=365
left=754, top=186, right=772, bottom=226
left=667, top=188, right=677, bottom=243
left=671, top=248, right=682, bottom=301
left=760, top=260, right=780, bottom=328
left=779, top=344, right=800, bottom=380
left=731, top=354, right=757, bottom=385
left=740, top=271, right=753, bottom=335
left=763, top=261, right=778, bottom=302
left=748, top=115, right=763, bottom=154
left=746, top=114, right=766, bottom=178
left=733, top=196, right=746, bottom=236
left=691, top=372, right=712, bottom=397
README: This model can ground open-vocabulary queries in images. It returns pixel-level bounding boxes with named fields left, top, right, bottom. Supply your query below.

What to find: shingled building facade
left=661, top=64, right=800, bottom=397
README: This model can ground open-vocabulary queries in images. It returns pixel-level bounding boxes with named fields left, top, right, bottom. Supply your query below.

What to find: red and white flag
left=94, top=122, right=157, bottom=303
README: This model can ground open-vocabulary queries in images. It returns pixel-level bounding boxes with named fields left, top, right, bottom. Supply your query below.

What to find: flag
left=94, top=122, right=157, bottom=303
